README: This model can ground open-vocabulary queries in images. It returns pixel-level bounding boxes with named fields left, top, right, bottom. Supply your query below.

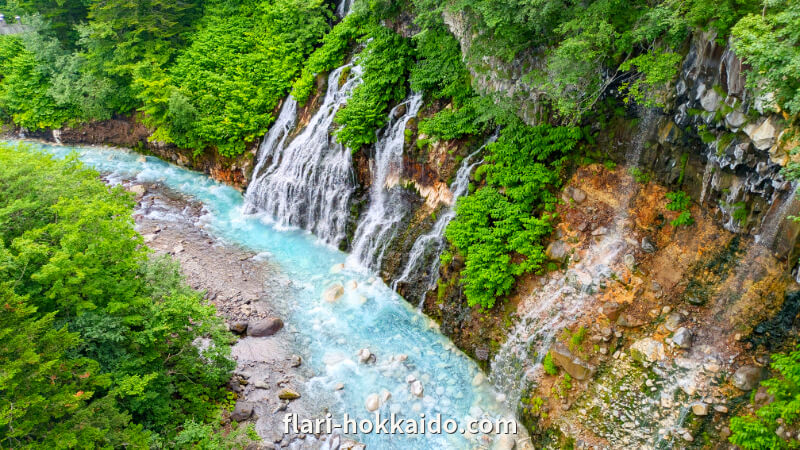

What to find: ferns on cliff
left=446, top=122, right=581, bottom=308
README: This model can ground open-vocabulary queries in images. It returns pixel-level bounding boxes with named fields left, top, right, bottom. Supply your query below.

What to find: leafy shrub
left=543, top=352, right=559, bottom=375
left=334, top=25, right=414, bottom=150
left=729, top=345, right=800, bottom=449
left=446, top=122, right=581, bottom=308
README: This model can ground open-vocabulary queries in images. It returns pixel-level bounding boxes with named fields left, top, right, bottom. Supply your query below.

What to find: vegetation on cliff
left=0, top=143, right=250, bottom=448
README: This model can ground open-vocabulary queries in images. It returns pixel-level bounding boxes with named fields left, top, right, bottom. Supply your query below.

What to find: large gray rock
left=725, top=110, right=747, bottom=128
left=700, top=89, right=723, bottom=112
left=549, top=342, right=594, bottom=380
left=231, top=401, right=254, bottom=421
left=746, top=118, right=778, bottom=150
left=228, top=321, right=248, bottom=335
left=664, top=312, right=683, bottom=332
left=672, top=327, right=693, bottom=349
left=247, top=317, right=284, bottom=337
left=733, top=365, right=764, bottom=391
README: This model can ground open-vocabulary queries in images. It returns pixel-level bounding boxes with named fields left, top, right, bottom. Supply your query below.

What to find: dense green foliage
left=0, top=143, right=248, bottom=447
left=731, top=0, right=800, bottom=116
left=729, top=345, right=800, bottom=449
left=446, top=123, right=581, bottom=308
left=665, top=190, right=694, bottom=227
left=334, top=24, right=413, bottom=150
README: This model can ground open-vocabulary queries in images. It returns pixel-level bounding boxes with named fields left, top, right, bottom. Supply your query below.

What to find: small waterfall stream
left=348, top=94, right=423, bottom=270
left=244, top=65, right=362, bottom=246
left=391, top=140, right=491, bottom=306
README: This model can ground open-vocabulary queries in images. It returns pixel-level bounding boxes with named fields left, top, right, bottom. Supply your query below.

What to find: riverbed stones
left=231, top=401, right=254, bottom=421
left=601, top=301, right=625, bottom=322
left=322, top=283, right=344, bottom=302
left=357, top=348, right=375, bottom=364
left=550, top=342, right=594, bottom=380
left=672, top=327, right=693, bottom=349
left=346, top=280, right=358, bottom=290
left=128, top=184, right=146, bottom=197
left=733, top=365, right=764, bottom=391
left=472, top=373, right=486, bottom=386
left=290, top=354, right=302, bottom=368
left=630, top=338, right=665, bottom=364
left=278, top=388, right=301, bottom=400
left=330, top=263, right=345, bottom=273
left=365, top=394, right=380, bottom=412
left=247, top=317, right=283, bottom=337
left=410, top=380, right=424, bottom=397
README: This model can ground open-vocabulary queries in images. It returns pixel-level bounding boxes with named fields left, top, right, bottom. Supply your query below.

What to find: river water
left=14, top=141, right=521, bottom=449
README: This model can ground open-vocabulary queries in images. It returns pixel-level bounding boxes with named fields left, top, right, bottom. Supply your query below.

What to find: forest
left=1, top=0, right=799, bottom=447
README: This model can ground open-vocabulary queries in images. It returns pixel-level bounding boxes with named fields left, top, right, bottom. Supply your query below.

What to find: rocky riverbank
left=130, top=182, right=363, bottom=449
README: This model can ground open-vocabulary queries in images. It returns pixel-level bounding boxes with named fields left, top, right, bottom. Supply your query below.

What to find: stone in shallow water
left=410, top=380, right=424, bottom=397
left=330, top=263, right=344, bottom=273
left=322, top=283, right=344, bottom=302
left=471, top=373, right=486, bottom=386
left=365, top=394, right=380, bottom=412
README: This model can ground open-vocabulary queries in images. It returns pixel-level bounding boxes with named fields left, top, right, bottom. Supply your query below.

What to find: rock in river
left=323, top=283, right=345, bottom=302
left=247, top=317, right=284, bottom=337
left=278, top=388, right=301, bottom=400
left=365, top=393, right=380, bottom=412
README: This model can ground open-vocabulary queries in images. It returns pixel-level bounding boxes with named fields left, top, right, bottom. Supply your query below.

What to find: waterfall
left=348, top=94, right=423, bottom=270
left=244, top=64, right=362, bottom=246
left=391, top=138, right=493, bottom=306
left=335, top=0, right=354, bottom=17
left=755, top=184, right=799, bottom=249
left=626, top=107, right=658, bottom=166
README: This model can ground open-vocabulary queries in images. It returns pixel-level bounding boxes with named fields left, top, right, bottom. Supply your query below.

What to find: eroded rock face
left=550, top=342, right=594, bottom=380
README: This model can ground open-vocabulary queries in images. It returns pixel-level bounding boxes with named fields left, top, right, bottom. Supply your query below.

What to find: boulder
left=322, top=283, right=345, bottom=302
left=672, top=327, right=693, bottom=349
left=128, top=184, right=146, bottom=197
left=691, top=402, right=709, bottom=416
left=601, top=302, right=625, bottom=322
left=472, top=373, right=486, bottom=386
left=365, top=394, right=380, bottom=412
left=229, top=321, right=248, bottom=335
left=410, top=380, right=424, bottom=397
left=247, top=317, right=284, bottom=337
left=290, top=354, right=302, bottom=368
left=700, top=89, right=723, bottom=112
left=231, top=401, right=254, bottom=421
left=630, top=338, right=665, bottom=364
left=493, top=434, right=516, bottom=450
left=357, top=348, right=373, bottom=364
left=747, top=118, right=778, bottom=150
left=278, top=388, right=301, bottom=400
left=571, top=187, right=587, bottom=203
left=641, top=237, right=656, bottom=253
left=733, top=365, right=764, bottom=391
left=549, top=342, right=594, bottom=380
left=663, top=312, right=682, bottom=332
left=546, top=240, right=569, bottom=261
left=725, top=111, right=747, bottom=128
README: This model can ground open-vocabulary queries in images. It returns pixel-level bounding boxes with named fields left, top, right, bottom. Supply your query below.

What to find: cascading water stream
left=348, top=94, right=423, bottom=270
left=391, top=140, right=491, bottom=307
left=19, top=140, right=526, bottom=449
left=244, top=65, right=361, bottom=246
